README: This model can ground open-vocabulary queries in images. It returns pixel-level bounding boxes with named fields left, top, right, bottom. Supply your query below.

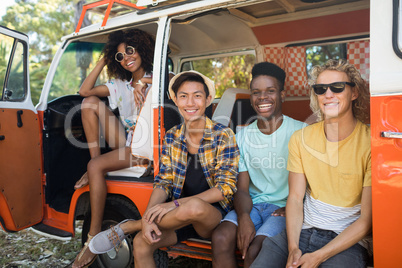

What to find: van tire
left=154, top=249, right=169, bottom=268
left=81, top=195, right=169, bottom=268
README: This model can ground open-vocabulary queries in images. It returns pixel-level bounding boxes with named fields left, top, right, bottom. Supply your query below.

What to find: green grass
left=0, top=223, right=213, bottom=267
left=0, top=226, right=82, bottom=267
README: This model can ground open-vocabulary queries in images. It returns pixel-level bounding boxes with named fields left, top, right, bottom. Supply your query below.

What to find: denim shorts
left=176, top=203, right=226, bottom=242
left=222, top=202, right=286, bottom=237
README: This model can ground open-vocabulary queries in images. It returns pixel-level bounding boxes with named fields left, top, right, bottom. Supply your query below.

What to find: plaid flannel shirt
left=154, top=117, right=239, bottom=212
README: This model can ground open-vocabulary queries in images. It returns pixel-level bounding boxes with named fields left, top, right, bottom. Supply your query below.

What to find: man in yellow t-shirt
left=251, top=59, right=371, bottom=268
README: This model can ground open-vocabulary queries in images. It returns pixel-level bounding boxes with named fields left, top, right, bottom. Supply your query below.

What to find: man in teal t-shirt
left=212, top=62, right=304, bottom=268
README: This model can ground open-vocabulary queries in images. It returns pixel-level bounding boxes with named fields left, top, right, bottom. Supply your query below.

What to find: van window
left=181, top=54, right=255, bottom=98
left=48, top=41, right=106, bottom=102
left=305, top=43, right=347, bottom=76
left=0, top=35, right=27, bottom=101
left=392, top=0, right=402, bottom=58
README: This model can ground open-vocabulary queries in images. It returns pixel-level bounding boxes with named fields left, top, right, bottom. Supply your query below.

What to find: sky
left=0, top=0, right=15, bottom=18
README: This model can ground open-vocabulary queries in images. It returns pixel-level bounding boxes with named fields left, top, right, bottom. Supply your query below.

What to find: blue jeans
left=222, top=202, right=286, bottom=237
left=251, top=228, right=368, bottom=268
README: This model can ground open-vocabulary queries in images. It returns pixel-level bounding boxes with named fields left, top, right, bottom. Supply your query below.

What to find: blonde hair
left=308, top=59, right=369, bottom=122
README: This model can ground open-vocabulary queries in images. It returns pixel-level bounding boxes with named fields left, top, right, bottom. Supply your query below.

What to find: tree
left=1, top=0, right=76, bottom=104
left=2, top=0, right=75, bottom=63
left=192, top=54, right=255, bottom=98
left=305, top=44, right=347, bottom=75
left=1, top=0, right=254, bottom=104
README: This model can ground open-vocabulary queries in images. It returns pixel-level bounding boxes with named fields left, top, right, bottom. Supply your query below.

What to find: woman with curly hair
left=72, top=29, right=155, bottom=268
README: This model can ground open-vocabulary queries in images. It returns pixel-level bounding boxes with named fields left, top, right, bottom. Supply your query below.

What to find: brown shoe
left=72, top=233, right=97, bottom=268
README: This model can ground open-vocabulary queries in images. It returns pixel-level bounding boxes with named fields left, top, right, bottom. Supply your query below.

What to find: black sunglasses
left=115, top=46, right=136, bottom=62
left=312, top=82, right=356, bottom=95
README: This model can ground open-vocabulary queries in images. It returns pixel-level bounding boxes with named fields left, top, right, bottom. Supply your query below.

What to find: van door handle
left=381, top=131, right=402, bottom=139
left=17, top=110, right=23, bottom=128
left=0, top=135, right=4, bottom=141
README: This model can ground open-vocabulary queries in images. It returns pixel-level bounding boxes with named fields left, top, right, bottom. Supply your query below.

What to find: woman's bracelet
left=136, top=79, right=145, bottom=86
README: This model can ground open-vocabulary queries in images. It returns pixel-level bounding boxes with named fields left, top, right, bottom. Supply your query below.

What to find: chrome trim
left=381, top=131, right=402, bottom=139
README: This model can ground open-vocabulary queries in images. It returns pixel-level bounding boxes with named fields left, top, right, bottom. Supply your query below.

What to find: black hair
left=251, top=62, right=286, bottom=91
left=102, top=29, right=155, bottom=81
left=171, top=72, right=209, bottom=97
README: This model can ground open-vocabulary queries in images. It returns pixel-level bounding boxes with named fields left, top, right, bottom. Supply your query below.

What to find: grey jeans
left=251, top=228, right=368, bottom=268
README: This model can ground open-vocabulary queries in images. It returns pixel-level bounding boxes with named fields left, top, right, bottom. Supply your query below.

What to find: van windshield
left=48, top=41, right=106, bottom=102
left=181, top=54, right=255, bottom=98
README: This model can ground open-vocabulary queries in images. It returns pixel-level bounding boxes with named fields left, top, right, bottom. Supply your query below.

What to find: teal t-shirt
left=236, top=115, right=305, bottom=207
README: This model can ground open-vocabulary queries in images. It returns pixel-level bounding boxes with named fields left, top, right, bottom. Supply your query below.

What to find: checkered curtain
left=347, top=40, right=370, bottom=82
left=263, top=47, right=286, bottom=69
left=263, top=46, right=309, bottom=97
left=284, top=46, right=308, bottom=96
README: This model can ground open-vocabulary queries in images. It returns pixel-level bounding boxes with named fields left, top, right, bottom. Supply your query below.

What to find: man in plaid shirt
left=88, top=71, right=239, bottom=267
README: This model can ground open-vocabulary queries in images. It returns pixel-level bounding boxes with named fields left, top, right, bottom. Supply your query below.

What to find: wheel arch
left=68, top=181, right=153, bottom=235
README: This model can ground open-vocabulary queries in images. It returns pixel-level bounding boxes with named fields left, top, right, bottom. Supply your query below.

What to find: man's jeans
left=251, top=228, right=368, bottom=268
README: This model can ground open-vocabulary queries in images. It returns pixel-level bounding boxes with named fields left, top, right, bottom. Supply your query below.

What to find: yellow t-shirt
left=287, top=120, right=371, bottom=233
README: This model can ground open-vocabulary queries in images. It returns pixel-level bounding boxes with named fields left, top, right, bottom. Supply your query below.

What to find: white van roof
left=63, top=0, right=369, bottom=58
left=66, top=0, right=369, bottom=39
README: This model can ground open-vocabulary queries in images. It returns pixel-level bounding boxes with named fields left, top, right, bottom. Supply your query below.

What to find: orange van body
left=2, top=0, right=402, bottom=267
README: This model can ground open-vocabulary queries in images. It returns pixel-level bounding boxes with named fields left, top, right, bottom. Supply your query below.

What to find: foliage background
left=190, top=55, right=255, bottom=98
left=0, top=0, right=255, bottom=105
left=0, top=0, right=78, bottom=105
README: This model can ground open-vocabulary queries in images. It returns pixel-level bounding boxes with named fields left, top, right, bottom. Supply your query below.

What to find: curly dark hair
left=102, top=29, right=155, bottom=81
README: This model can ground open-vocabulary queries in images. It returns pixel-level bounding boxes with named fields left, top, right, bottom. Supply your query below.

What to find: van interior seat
left=282, top=96, right=315, bottom=124
left=107, top=166, right=147, bottom=178
left=107, top=87, right=154, bottom=178
left=212, top=88, right=255, bottom=132
left=212, top=88, right=315, bottom=133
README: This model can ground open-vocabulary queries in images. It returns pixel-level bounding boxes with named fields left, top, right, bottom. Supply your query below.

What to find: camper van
left=0, top=0, right=401, bottom=267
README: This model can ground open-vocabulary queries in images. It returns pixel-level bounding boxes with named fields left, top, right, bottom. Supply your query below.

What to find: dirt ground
left=0, top=224, right=82, bottom=267
left=0, top=221, right=212, bottom=268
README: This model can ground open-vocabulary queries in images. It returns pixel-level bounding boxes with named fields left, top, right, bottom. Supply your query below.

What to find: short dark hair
left=171, top=72, right=209, bottom=97
left=102, top=29, right=155, bottom=81
left=251, top=62, right=286, bottom=91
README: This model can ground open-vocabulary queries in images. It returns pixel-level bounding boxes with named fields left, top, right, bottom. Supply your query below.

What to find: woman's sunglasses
left=312, top=82, right=355, bottom=95
left=115, top=46, right=136, bottom=62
